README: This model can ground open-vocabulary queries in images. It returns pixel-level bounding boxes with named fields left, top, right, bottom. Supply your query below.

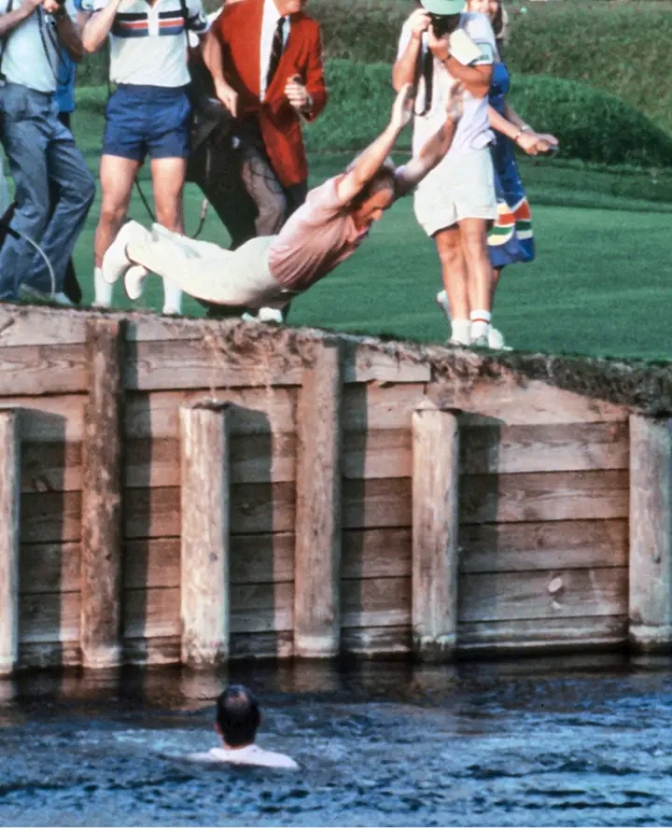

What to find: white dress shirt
left=259, top=0, right=290, bottom=102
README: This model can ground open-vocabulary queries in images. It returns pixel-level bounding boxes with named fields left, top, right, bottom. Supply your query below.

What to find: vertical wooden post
left=294, top=339, right=342, bottom=658
left=412, top=408, right=460, bottom=662
left=180, top=401, right=230, bottom=666
left=81, top=319, right=125, bottom=669
left=0, top=410, right=20, bottom=676
left=629, top=414, right=672, bottom=651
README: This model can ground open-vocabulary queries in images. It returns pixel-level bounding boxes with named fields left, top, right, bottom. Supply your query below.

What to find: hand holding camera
left=285, top=75, right=311, bottom=112
left=407, top=8, right=431, bottom=40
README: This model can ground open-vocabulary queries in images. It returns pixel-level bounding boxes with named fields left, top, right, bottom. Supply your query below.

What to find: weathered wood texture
left=0, top=411, right=20, bottom=675
left=180, top=402, right=230, bottom=666
left=80, top=320, right=124, bottom=668
left=629, top=415, right=672, bottom=651
left=294, top=341, right=342, bottom=658
left=412, top=409, right=460, bottom=661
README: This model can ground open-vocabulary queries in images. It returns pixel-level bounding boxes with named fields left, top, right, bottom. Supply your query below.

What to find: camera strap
left=413, top=42, right=433, bottom=117
left=0, top=0, right=15, bottom=85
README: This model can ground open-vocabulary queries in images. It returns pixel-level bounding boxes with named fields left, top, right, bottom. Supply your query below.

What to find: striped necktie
left=266, top=17, right=285, bottom=92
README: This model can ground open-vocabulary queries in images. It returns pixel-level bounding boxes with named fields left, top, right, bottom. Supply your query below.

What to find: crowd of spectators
left=0, top=0, right=558, bottom=350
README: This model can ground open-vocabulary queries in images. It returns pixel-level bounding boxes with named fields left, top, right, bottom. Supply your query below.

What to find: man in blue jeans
left=0, top=0, right=96, bottom=303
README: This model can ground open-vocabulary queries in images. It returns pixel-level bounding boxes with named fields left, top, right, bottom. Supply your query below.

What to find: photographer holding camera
left=0, top=0, right=95, bottom=303
left=393, top=0, right=498, bottom=347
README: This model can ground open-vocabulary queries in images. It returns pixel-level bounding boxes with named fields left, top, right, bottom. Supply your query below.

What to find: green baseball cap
left=421, top=0, right=463, bottom=14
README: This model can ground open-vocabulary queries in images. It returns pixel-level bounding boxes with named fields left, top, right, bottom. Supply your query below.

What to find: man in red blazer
left=201, top=0, right=326, bottom=234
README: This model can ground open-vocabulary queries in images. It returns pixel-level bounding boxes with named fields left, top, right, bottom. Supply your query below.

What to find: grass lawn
left=69, top=115, right=672, bottom=361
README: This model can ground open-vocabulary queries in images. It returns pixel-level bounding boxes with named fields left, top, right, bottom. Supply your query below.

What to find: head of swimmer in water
left=348, top=158, right=397, bottom=230
left=215, top=685, right=262, bottom=749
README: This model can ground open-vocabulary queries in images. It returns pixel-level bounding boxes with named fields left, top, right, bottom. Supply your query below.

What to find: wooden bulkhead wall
left=0, top=304, right=670, bottom=675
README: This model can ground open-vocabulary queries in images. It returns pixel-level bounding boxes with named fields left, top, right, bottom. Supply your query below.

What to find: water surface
left=1, top=654, right=672, bottom=826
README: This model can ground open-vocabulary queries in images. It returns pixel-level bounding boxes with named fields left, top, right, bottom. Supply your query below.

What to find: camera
left=429, top=12, right=459, bottom=38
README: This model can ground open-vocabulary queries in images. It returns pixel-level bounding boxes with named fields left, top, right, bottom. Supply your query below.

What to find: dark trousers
left=56, top=111, right=83, bottom=304
left=187, top=118, right=306, bottom=318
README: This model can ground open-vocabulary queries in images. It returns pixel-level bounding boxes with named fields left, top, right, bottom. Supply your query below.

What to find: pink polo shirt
left=268, top=176, right=370, bottom=293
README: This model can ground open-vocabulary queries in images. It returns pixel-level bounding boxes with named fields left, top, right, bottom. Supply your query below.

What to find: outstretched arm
left=394, top=83, right=463, bottom=197
left=335, top=83, right=414, bottom=205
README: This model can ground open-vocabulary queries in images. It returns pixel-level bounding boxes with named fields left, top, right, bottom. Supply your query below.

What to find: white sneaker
left=124, top=264, right=148, bottom=301
left=103, top=222, right=146, bottom=285
left=488, top=327, right=513, bottom=351
left=257, top=307, right=284, bottom=324
left=436, top=290, right=450, bottom=320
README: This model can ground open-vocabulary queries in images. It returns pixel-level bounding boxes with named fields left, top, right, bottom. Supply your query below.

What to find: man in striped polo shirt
left=82, top=0, right=208, bottom=314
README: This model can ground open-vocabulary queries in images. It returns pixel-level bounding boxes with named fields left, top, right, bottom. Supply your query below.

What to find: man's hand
left=427, top=28, right=450, bottom=63
left=407, top=7, right=431, bottom=40
left=285, top=76, right=312, bottom=112
left=390, top=82, right=414, bottom=131
left=214, top=79, right=238, bottom=117
left=24, top=0, right=43, bottom=13
left=43, top=0, right=63, bottom=14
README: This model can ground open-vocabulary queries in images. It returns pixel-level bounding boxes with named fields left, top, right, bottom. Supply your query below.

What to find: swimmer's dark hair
left=216, top=684, right=261, bottom=747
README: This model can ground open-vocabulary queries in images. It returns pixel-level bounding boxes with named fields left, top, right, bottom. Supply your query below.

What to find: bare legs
left=93, top=154, right=187, bottom=313
left=434, top=217, right=494, bottom=345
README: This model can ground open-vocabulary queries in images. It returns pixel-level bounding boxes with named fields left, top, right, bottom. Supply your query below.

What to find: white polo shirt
left=88, top=0, right=208, bottom=87
left=397, top=12, right=496, bottom=158
left=187, top=745, right=299, bottom=770
left=0, top=0, right=78, bottom=93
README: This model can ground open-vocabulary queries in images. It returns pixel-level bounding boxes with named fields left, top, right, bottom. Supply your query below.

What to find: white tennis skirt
left=413, top=146, right=498, bottom=237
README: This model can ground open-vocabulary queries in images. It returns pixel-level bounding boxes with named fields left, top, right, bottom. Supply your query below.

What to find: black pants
left=56, top=111, right=83, bottom=304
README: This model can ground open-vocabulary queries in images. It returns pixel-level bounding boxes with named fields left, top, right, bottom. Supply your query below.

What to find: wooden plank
left=80, top=318, right=124, bottom=669
left=460, top=422, right=629, bottom=474
left=124, top=387, right=297, bottom=439
left=0, top=410, right=19, bottom=675
left=412, top=409, right=460, bottom=661
left=0, top=395, right=85, bottom=442
left=17, top=640, right=81, bottom=670
left=125, top=340, right=304, bottom=390
left=0, top=308, right=86, bottom=346
left=19, top=542, right=81, bottom=594
left=180, top=402, right=230, bottom=665
left=460, top=470, right=629, bottom=524
left=342, top=478, right=412, bottom=529
left=343, top=430, right=411, bottom=480
left=230, top=631, right=294, bottom=660
left=0, top=344, right=87, bottom=395
left=459, top=519, right=629, bottom=573
left=294, top=339, right=342, bottom=658
left=342, top=528, right=411, bottom=579
left=341, top=576, right=411, bottom=628
left=19, top=591, right=80, bottom=644
left=458, top=567, right=628, bottom=623
left=123, top=583, right=295, bottom=639
left=457, top=616, right=628, bottom=652
left=343, top=384, right=428, bottom=432
left=20, top=491, right=81, bottom=544
left=431, top=379, right=629, bottom=425
left=629, top=415, right=672, bottom=651
left=341, top=626, right=411, bottom=657
left=342, top=344, right=431, bottom=384
left=21, top=442, right=82, bottom=494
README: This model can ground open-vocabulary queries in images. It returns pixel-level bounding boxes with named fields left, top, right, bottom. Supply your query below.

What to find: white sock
left=93, top=266, right=113, bottom=306
left=450, top=318, right=471, bottom=345
left=162, top=278, right=182, bottom=315
left=470, top=309, right=492, bottom=341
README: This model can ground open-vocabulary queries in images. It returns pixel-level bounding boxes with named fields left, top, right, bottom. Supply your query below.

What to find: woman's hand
left=390, top=82, right=415, bottom=131
left=516, top=131, right=540, bottom=155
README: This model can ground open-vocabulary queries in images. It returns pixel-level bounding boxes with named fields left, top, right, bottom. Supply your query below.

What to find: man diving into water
left=101, top=83, right=463, bottom=314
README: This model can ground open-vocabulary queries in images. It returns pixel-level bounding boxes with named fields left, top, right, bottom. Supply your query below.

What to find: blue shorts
left=103, top=84, right=191, bottom=162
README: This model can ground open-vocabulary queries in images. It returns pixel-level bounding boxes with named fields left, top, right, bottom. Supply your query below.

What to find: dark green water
left=1, top=654, right=672, bottom=826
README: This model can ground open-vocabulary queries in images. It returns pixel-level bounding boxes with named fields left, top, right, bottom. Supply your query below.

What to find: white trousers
left=126, top=222, right=297, bottom=309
